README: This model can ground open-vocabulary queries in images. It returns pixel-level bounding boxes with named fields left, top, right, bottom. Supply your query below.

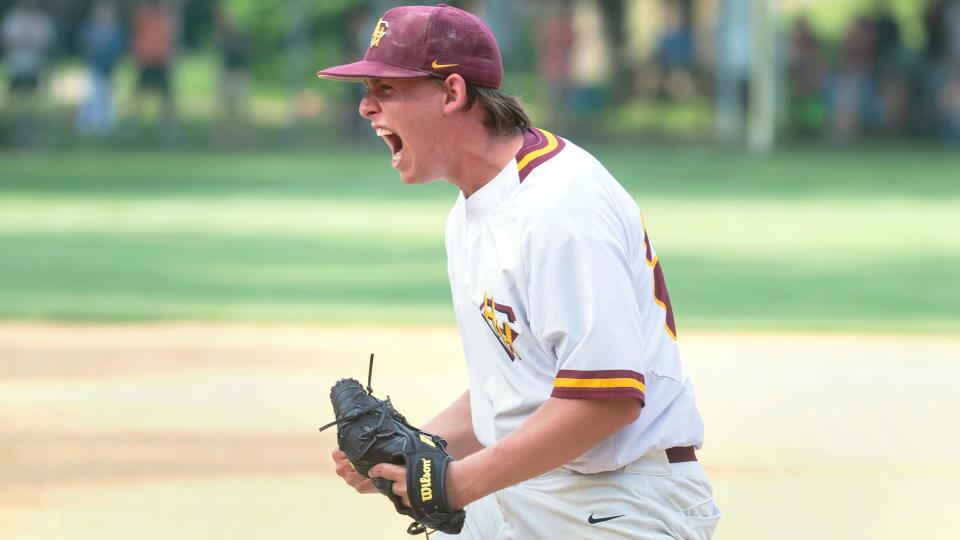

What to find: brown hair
left=466, top=85, right=531, bottom=136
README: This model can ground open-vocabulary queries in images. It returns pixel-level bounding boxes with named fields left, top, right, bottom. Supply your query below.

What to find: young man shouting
left=317, top=4, right=719, bottom=538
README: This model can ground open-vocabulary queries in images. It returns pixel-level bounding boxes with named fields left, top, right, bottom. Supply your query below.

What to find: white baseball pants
left=433, top=449, right=720, bottom=539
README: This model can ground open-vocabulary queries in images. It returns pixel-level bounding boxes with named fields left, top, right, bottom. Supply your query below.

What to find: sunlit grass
left=1, top=146, right=957, bottom=332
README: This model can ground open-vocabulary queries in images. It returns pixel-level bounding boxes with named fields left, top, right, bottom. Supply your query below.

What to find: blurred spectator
left=872, top=10, right=913, bottom=134
left=949, top=0, right=960, bottom=61
left=76, top=0, right=125, bottom=136
left=654, top=0, right=695, bottom=101
left=939, top=0, right=960, bottom=142
left=214, top=6, right=249, bottom=123
left=828, top=17, right=880, bottom=141
left=941, top=62, right=960, bottom=142
left=715, top=0, right=751, bottom=142
left=1, top=0, right=54, bottom=97
left=569, top=0, right=612, bottom=115
left=925, top=0, right=950, bottom=63
left=1, top=0, right=55, bottom=145
left=786, top=18, right=827, bottom=136
left=130, top=0, right=177, bottom=141
left=873, top=10, right=901, bottom=63
left=920, top=0, right=960, bottom=141
left=536, top=0, right=575, bottom=123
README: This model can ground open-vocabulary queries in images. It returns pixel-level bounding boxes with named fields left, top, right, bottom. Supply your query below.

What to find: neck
left=447, top=128, right=525, bottom=198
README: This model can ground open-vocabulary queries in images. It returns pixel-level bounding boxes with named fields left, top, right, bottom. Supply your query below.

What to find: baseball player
left=318, top=4, right=719, bottom=538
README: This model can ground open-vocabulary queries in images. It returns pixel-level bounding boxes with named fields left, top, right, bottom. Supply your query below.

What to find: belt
left=665, top=446, right=697, bottom=463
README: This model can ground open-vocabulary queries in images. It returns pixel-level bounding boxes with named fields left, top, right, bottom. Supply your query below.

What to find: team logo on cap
left=480, top=293, right=520, bottom=361
left=369, top=18, right=388, bottom=48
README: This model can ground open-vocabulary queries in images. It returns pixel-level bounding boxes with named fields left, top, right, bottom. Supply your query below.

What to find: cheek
left=408, top=111, right=445, bottom=150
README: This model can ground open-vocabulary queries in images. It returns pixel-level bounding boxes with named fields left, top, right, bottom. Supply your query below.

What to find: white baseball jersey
left=445, top=128, right=705, bottom=473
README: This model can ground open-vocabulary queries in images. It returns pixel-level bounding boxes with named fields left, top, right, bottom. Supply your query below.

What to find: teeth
left=375, top=128, right=394, bottom=136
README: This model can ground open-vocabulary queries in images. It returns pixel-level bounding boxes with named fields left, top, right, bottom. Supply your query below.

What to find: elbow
left=625, top=399, right=642, bottom=424
left=615, top=397, right=642, bottom=426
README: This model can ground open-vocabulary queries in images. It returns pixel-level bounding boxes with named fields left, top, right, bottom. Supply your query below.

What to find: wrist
left=445, top=458, right=479, bottom=510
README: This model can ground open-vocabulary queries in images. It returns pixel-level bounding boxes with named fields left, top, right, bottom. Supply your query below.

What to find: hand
left=368, top=463, right=410, bottom=507
left=331, top=448, right=377, bottom=494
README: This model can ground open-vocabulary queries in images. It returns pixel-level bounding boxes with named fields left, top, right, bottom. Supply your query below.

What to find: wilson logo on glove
left=419, top=458, right=433, bottom=501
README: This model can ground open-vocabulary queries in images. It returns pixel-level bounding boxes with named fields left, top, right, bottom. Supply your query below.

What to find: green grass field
left=1, top=144, right=958, bottom=333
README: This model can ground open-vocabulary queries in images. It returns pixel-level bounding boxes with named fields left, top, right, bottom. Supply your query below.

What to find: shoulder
left=512, top=134, right=638, bottom=239
left=515, top=128, right=567, bottom=183
left=517, top=133, right=621, bottom=199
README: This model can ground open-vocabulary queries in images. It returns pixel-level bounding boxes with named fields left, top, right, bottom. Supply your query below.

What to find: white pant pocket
left=683, top=497, right=721, bottom=533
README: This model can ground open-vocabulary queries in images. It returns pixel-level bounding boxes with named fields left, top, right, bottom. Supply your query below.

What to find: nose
left=358, top=90, right=379, bottom=119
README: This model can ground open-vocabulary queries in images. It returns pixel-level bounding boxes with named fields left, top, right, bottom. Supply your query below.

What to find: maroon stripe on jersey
left=551, top=386, right=646, bottom=404
left=556, top=369, right=644, bottom=380
left=515, top=128, right=566, bottom=183
left=518, top=137, right=566, bottom=182
left=515, top=127, right=548, bottom=159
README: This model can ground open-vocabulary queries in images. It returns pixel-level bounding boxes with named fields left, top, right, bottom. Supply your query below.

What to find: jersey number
left=642, top=224, right=678, bottom=340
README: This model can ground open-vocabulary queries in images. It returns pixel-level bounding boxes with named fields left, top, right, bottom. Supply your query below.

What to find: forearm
left=422, top=390, right=484, bottom=459
left=448, top=396, right=641, bottom=508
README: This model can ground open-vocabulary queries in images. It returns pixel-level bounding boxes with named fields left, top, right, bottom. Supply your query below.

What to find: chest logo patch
left=480, top=293, right=521, bottom=361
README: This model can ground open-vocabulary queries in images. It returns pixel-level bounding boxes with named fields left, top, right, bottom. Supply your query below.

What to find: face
left=359, top=78, right=448, bottom=184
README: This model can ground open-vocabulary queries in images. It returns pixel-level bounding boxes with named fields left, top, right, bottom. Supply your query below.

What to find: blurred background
left=1, top=0, right=960, bottom=148
left=1, top=1, right=958, bottom=539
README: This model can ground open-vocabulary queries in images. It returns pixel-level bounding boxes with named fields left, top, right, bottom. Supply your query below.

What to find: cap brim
left=316, top=60, right=433, bottom=82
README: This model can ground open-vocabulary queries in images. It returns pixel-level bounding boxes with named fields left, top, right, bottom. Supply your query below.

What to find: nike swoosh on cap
left=431, top=60, right=459, bottom=69
left=588, top=513, right=626, bottom=524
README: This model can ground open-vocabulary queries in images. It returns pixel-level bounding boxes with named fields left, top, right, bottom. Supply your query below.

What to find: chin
left=398, top=169, right=437, bottom=186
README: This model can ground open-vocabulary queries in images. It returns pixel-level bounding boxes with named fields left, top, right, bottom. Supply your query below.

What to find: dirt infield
left=1, top=325, right=957, bottom=539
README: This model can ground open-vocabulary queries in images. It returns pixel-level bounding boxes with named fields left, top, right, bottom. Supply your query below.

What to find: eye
left=363, top=82, right=394, bottom=100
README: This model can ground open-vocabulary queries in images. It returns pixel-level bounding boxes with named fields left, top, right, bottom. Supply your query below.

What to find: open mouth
left=376, top=127, right=404, bottom=166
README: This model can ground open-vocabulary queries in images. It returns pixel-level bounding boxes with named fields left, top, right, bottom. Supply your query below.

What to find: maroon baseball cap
left=317, top=3, right=503, bottom=89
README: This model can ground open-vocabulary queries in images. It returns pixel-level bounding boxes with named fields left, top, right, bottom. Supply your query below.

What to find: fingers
left=370, top=463, right=410, bottom=507
left=331, top=449, right=377, bottom=494
left=330, top=449, right=412, bottom=506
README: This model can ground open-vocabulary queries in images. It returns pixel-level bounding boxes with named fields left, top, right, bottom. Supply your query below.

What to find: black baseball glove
left=320, top=378, right=466, bottom=536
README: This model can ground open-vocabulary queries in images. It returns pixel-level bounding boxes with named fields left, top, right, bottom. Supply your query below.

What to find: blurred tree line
left=0, top=0, right=495, bottom=82
left=4, top=0, right=956, bottom=147
left=0, top=0, right=641, bottom=91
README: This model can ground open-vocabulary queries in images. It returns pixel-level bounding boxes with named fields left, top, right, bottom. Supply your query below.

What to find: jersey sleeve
left=525, top=191, right=647, bottom=405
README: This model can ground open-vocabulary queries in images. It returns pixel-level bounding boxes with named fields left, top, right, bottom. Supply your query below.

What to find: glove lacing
left=318, top=399, right=386, bottom=432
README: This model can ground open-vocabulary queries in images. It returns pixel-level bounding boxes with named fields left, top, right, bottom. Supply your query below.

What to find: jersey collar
left=463, top=156, right=520, bottom=220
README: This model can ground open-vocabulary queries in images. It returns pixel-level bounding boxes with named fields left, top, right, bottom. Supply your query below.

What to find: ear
left=440, top=74, right=469, bottom=115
